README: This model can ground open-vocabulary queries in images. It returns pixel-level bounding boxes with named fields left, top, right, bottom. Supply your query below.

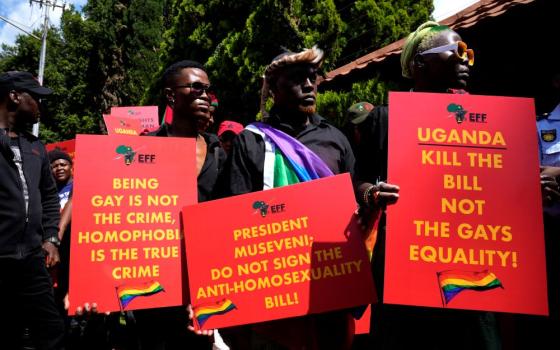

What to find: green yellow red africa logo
left=115, top=145, right=137, bottom=165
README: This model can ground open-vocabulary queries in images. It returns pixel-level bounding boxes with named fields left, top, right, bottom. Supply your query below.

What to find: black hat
left=48, top=149, right=72, bottom=164
left=0, top=71, right=53, bottom=96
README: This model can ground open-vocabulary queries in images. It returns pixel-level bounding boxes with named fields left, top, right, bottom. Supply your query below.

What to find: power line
left=0, top=15, right=40, bottom=40
left=336, top=42, right=379, bottom=67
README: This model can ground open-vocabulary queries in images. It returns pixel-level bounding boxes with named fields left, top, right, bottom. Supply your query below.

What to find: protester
left=0, top=71, right=64, bottom=349
left=137, top=59, right=227, bottom=349
left=49, top=150, right=73, bottom=207
left=48, top=150, right=109, bottom=350
left=354, top=22, right=503, bottom=350
left=208, top=93, right=219, bottom=132
left=217, top=46, right=398, bottom=350
left=73, top=60, right=226, bottom=350
left=217, top=120, right=244, bottom=155
left=150, top=59, right=226, bottom=201
left=343, top=102, right=375, bottom=164
left=48, top=149, right=74, bottom=311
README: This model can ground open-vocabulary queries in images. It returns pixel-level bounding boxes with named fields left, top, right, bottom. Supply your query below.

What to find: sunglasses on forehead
left=419, top=41, right=474, bottom=66
left=173, top=82, right=212, bottom=95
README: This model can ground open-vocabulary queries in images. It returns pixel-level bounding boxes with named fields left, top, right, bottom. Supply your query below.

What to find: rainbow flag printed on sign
left=116, top=281, right=164, bottom=309
left=193, top=299, right=237, bottom=328
left=438, top=269, right=503, bottom=306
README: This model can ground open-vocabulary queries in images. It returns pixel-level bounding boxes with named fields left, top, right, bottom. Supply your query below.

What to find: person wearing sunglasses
left=75, top=61, right=226, bottom=350
left=132, top=60, right=227, bottom=349
left=148, top=60, right=226, bottom=202
left=351, top=22, right=503, bottom=350
left=402, top=22, right=473, bottom=93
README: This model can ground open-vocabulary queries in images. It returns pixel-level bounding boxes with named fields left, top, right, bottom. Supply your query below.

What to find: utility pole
left=30, top=0, right=66, bottom=136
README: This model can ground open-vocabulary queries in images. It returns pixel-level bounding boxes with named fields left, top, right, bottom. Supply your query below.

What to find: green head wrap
left=401, top=21, right=450, bottom=79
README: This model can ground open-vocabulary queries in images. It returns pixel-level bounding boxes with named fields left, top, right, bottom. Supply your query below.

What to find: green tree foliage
left=336, top=0, right=433, bottom=66
left=0, top=0, right=432, bottom=141
left=317, top=0, right=433, bottom=127
left=147, top=0, right=346, bottom=120
left=83, top=0, right=164, bottom=111
left=0, top=2, right=166, bottom=142
left=156, top=0, right=431, bottom=122
left=316, top=74, right=398, bottom=127
left=141, top=0, right=255, bottom=111
left=0, top=8, right=99, bottom=142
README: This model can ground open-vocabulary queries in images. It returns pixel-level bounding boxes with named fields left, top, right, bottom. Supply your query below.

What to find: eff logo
left=252, top=200, right=285, bottom=218
left=447, top=103, right=487, bottom=124
left=115, top=145, right=156, bottom=166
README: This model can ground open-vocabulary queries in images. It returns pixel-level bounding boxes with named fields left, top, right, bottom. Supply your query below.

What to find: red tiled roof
left=320, top=0, right=535, bottom=84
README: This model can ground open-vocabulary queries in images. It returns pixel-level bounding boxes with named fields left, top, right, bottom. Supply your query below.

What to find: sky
left=0, top=0, right=478, bottom=49
left=0, top=0, right=86, bottom=48
left=433, top=0, right=479, bottom=21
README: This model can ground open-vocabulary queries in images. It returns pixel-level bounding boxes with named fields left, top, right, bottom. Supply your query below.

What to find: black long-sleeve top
left=0, top=131, right=60, bottom=258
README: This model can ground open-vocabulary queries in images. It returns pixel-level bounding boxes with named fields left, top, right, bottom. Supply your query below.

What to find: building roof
left=320, top=0, right=535, bottom=84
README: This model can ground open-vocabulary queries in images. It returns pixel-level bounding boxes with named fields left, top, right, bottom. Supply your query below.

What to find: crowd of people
left=0, top=20, right=559, bottom=350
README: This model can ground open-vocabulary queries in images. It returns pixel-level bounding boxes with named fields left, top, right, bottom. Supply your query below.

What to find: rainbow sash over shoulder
left=246, top=122, right=334, bottom=188
left=193, top=299, right=236, bottom=327
left=116, top=280, right=164, bottom=309
left=438, top=269, right=503, bottom=305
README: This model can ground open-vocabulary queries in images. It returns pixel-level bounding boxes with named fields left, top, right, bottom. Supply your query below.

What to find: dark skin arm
left=37, top=138, right=62, bottom=268
left=59, top=196, right=72, bottom=240
left=356, top=181, right=400, bottom=208
left=355, top=181, right=400, bottom=233
left=42, top=241, right=60, bottom=268
left=541, top=166, right=560, bottom=205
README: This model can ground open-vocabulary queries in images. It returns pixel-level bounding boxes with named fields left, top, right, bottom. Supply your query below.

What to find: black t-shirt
left=355, top=105, right=389, bottom=183
left=147, top=124, right=226, bottom=202
left=222, top=112, right=355, bottom=196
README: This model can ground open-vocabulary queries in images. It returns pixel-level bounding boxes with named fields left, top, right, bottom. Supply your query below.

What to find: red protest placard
left=45, top=139, right=76, bottom=159
left=182, top=174, right=375, bottom=330
left=385, top=92, right=548, bottom=315
left=111, top=106, right=160, bottom=132
left=103, top=114, right=142, bottom=135
left=69, top=134, right=197, bottom=314
left=354, top=304, right=371, bottom=335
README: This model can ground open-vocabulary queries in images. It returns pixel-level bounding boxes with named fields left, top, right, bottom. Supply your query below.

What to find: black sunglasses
left=173, top=82, right=212, bottom=95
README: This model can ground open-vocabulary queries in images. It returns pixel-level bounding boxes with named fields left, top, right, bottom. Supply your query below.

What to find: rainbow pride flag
left=193, top=299, right=236, bottom=328
left=246, top=123, right=334, bottom=189
left=438, top=269, right=503, bottom=305
left=116, top=281, right=164, bottom=309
